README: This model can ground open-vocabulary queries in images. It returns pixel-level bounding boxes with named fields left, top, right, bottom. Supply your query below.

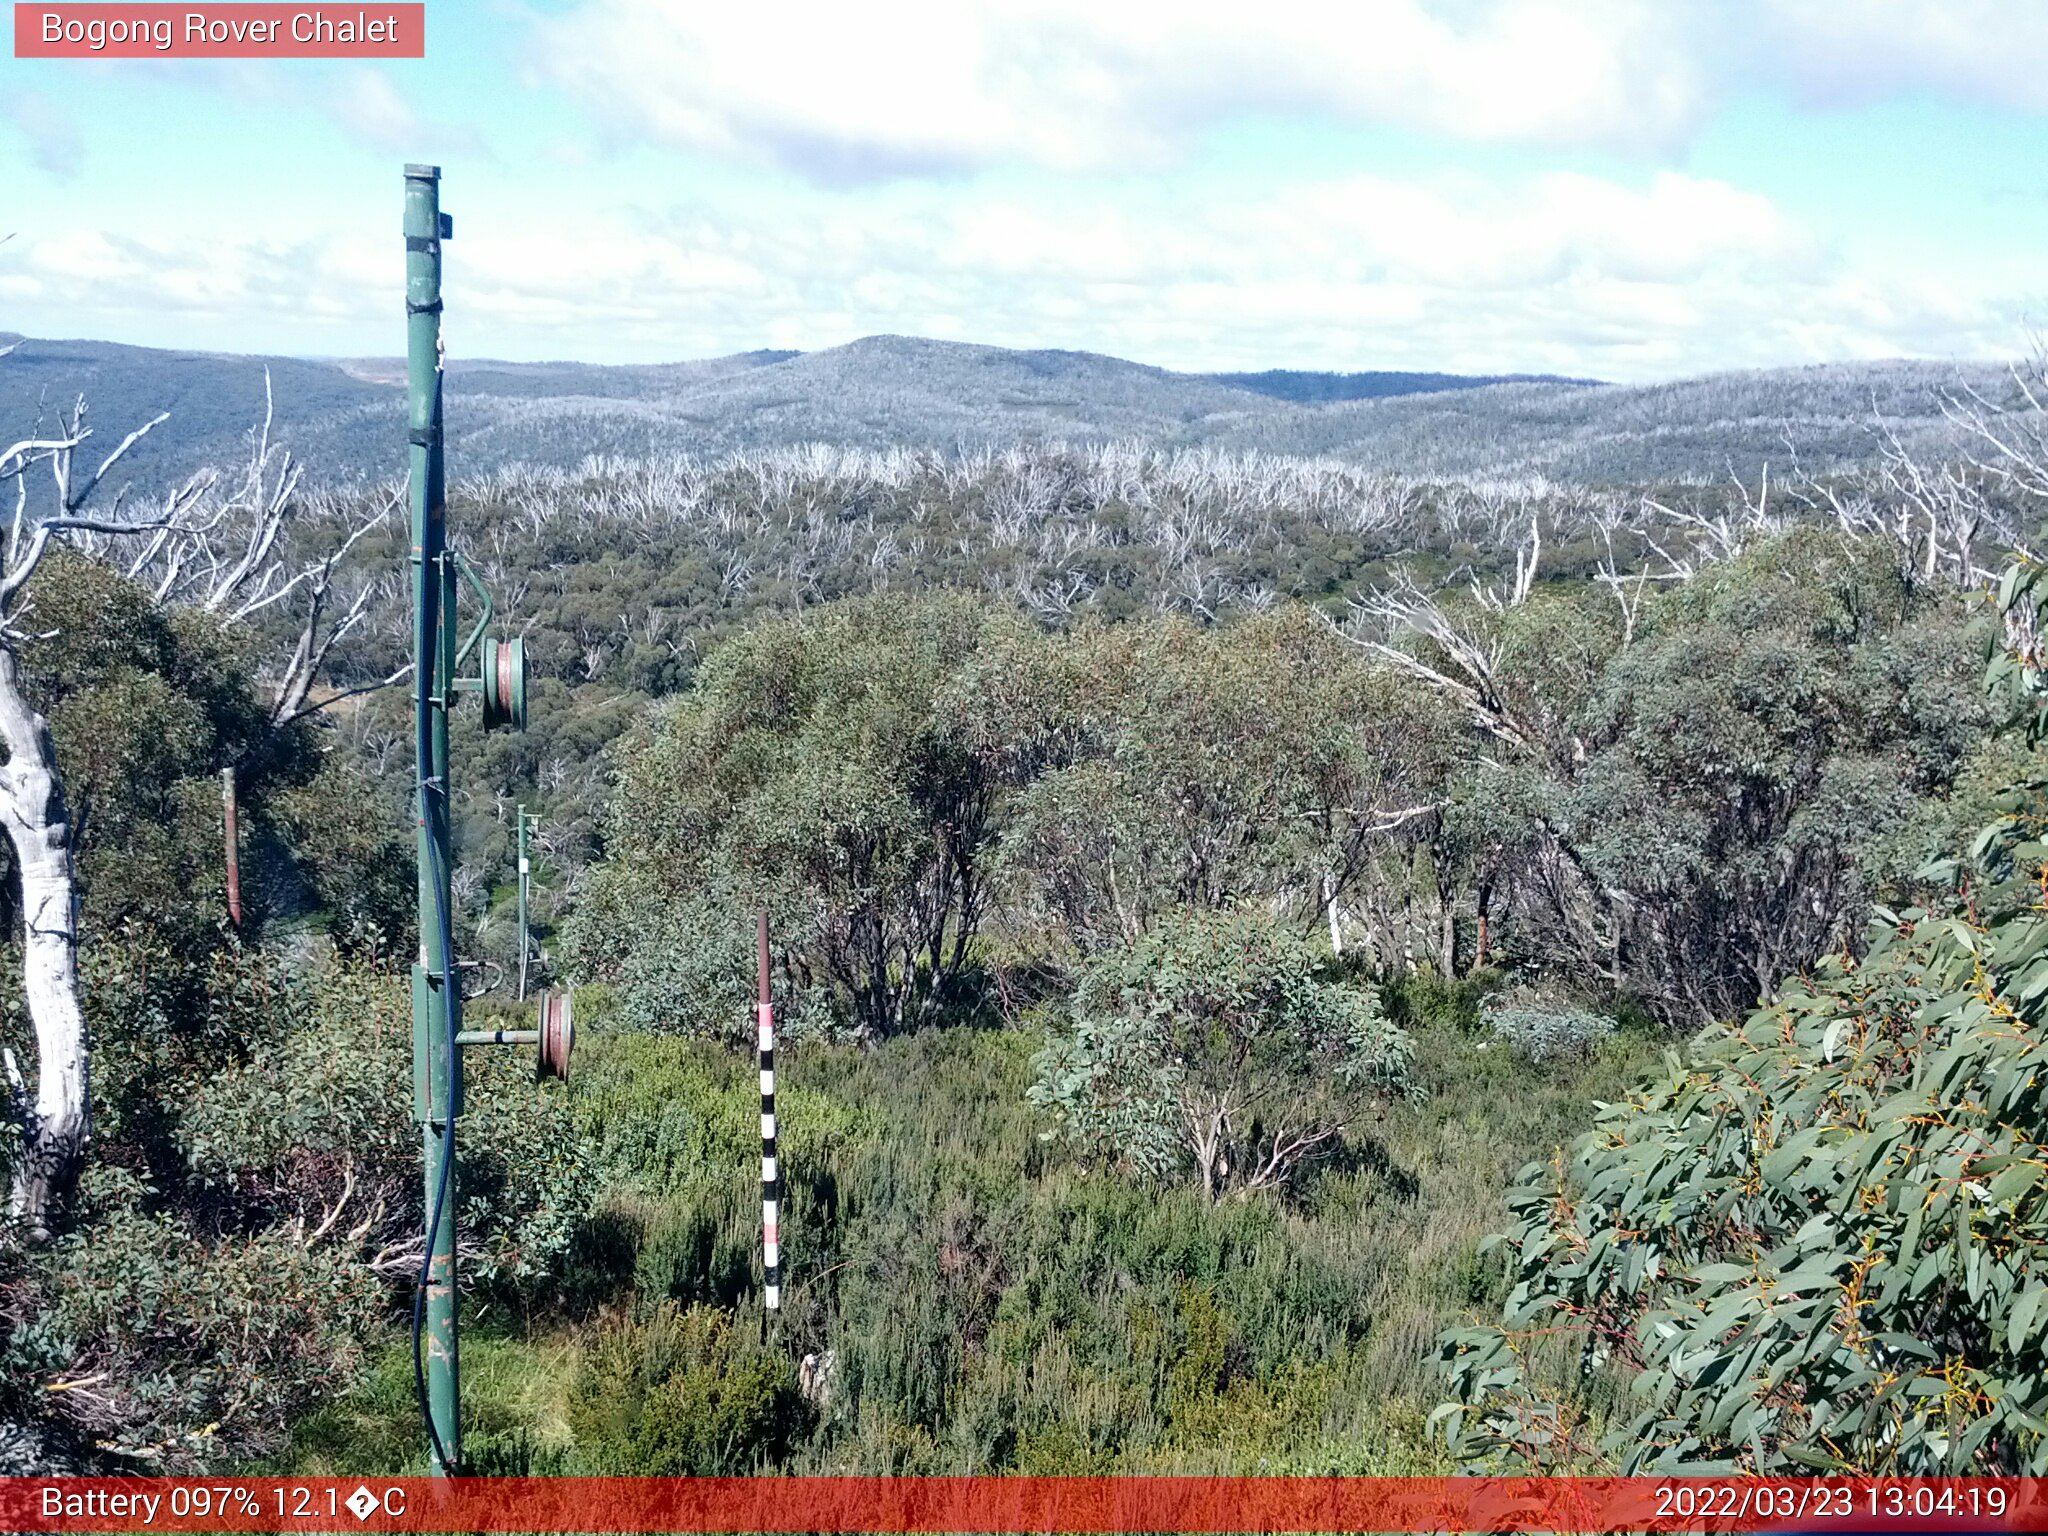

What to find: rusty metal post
left=220, top=766, right=241, bottom=928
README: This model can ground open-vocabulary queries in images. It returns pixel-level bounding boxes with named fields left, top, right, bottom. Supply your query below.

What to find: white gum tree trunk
left=0, top=388, right=207, bottom=1240
left=0, top=644, right=87, bottom=1238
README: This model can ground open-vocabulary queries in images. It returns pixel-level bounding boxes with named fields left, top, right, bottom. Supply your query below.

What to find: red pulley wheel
left=537, top=989, right=573, bottom=1080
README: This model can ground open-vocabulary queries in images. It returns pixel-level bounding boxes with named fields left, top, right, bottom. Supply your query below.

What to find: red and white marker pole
left=757, top=909, right=781, bottom=1314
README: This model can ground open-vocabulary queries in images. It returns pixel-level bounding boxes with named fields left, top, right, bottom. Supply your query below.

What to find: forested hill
left=0, top=330, right=2006, bottom=488
left=1211, top=366, right=1597, bottom=401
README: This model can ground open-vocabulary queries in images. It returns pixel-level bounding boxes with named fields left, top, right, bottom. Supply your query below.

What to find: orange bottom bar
left=4, top=1475, right=2046, bottom=1533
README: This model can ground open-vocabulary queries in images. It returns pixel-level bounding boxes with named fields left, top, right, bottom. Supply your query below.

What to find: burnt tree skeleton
left=108, top=371, right=413, bottom=728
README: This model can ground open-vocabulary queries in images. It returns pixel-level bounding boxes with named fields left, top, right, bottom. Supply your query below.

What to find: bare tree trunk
left=1188, top=1105, right=1228, bottom=1203
left=0, top=645, right=87, bottom=1238
left=1474, top=877, right=1493, bottom=972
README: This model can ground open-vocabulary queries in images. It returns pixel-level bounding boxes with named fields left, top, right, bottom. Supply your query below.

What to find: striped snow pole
left=757, top=909, right=780, bottom=1313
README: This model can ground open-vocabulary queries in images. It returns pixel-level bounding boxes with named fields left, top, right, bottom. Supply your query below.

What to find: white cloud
left=6, top=0, right=2035, bottom=383
left=9, top=228, right=388, bottom=333
left=526, top=0, right=1712, bottom=178
left=2, top=168, right=2023, bottom=378
left=2, top=91, right=86, bottom=179
left=1761, top=0, right=2048, bottom=114
left=147, top=60, right=480, bottom=160
left=325, top=69, right=428, bottom=153
left=523, top=0, right=2048, bottom=180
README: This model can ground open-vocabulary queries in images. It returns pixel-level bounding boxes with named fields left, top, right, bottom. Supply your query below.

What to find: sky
left=3, top=0, right=2047, bottom=380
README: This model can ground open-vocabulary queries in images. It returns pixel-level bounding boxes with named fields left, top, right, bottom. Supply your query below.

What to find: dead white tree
left=1587, top=497, right=1694, bottom=648
left=1471, top=513, right=1541, bottom=613
left=0, top=394, right=183, bottom=1237
left=1946, top=350, right=2048, bottom=509
left=1346, top=569, right=1532, bottom=749
left=115, top=372, right=409, bottom=727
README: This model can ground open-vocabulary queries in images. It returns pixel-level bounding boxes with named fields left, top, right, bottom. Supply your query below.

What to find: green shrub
left=74, top=932, right=300, bottom=1190
left=180, top=961, right=598, bottom=1294
left=566, top=877, right=832, bottom=1044
left=250, top=1001, right=1655, bottom=1479
left=567, top=1302, right=805, bottom=1473
left=1381, top=969, right=1494, bottom=1035
left=1478, top=984, right=1615, bottom=1064
left=3, top=1200, right=381, bottom=1471
left=1029, top=906, right=1416, bottom=1197
left=1434, top=563, right=2048, bottom=1475
left=1439, top=844, right=2048, bottom=1471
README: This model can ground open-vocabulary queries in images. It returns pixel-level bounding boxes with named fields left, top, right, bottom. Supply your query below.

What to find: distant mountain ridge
left=1211, top=367, right=1600, bottom=402
left=0, top=330, right=2008, bottom=488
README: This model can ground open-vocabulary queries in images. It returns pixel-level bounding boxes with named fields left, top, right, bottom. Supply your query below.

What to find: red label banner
left=2, top=1476, right=2045, bottom=1533
left=13, top=4, right=424, bottom=57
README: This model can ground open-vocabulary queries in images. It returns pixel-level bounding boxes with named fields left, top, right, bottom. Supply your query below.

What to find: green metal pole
left=516, top=805, right=529, bottom=1003
left=405, top=162, right=461, bottom=1477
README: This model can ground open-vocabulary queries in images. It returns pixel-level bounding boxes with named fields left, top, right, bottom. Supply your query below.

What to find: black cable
left=411, top=561, right=460, bottom=1478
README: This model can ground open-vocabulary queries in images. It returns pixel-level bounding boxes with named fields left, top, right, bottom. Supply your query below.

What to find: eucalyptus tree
left=1435, top=556, right=2048, bottom=1475
left=111, top=376, right=408, bottom=729
left=0, top=374, right=405, bottom=1236
left=1350, top=521, right=1992, bottom=1018
left=1028, top=905, right=1417, bottom=1199
left=0, top=391, right=185, bottom=1235
left=995, top=608, right=1454, bottom=958
left=573, top=593, right=1028, bottom=1040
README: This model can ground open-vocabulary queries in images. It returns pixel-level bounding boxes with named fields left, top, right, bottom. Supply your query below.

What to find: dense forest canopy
left=1438, top=565, right=2048, bottom=1476
left=1, top=348, right=2045, bottom=1477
